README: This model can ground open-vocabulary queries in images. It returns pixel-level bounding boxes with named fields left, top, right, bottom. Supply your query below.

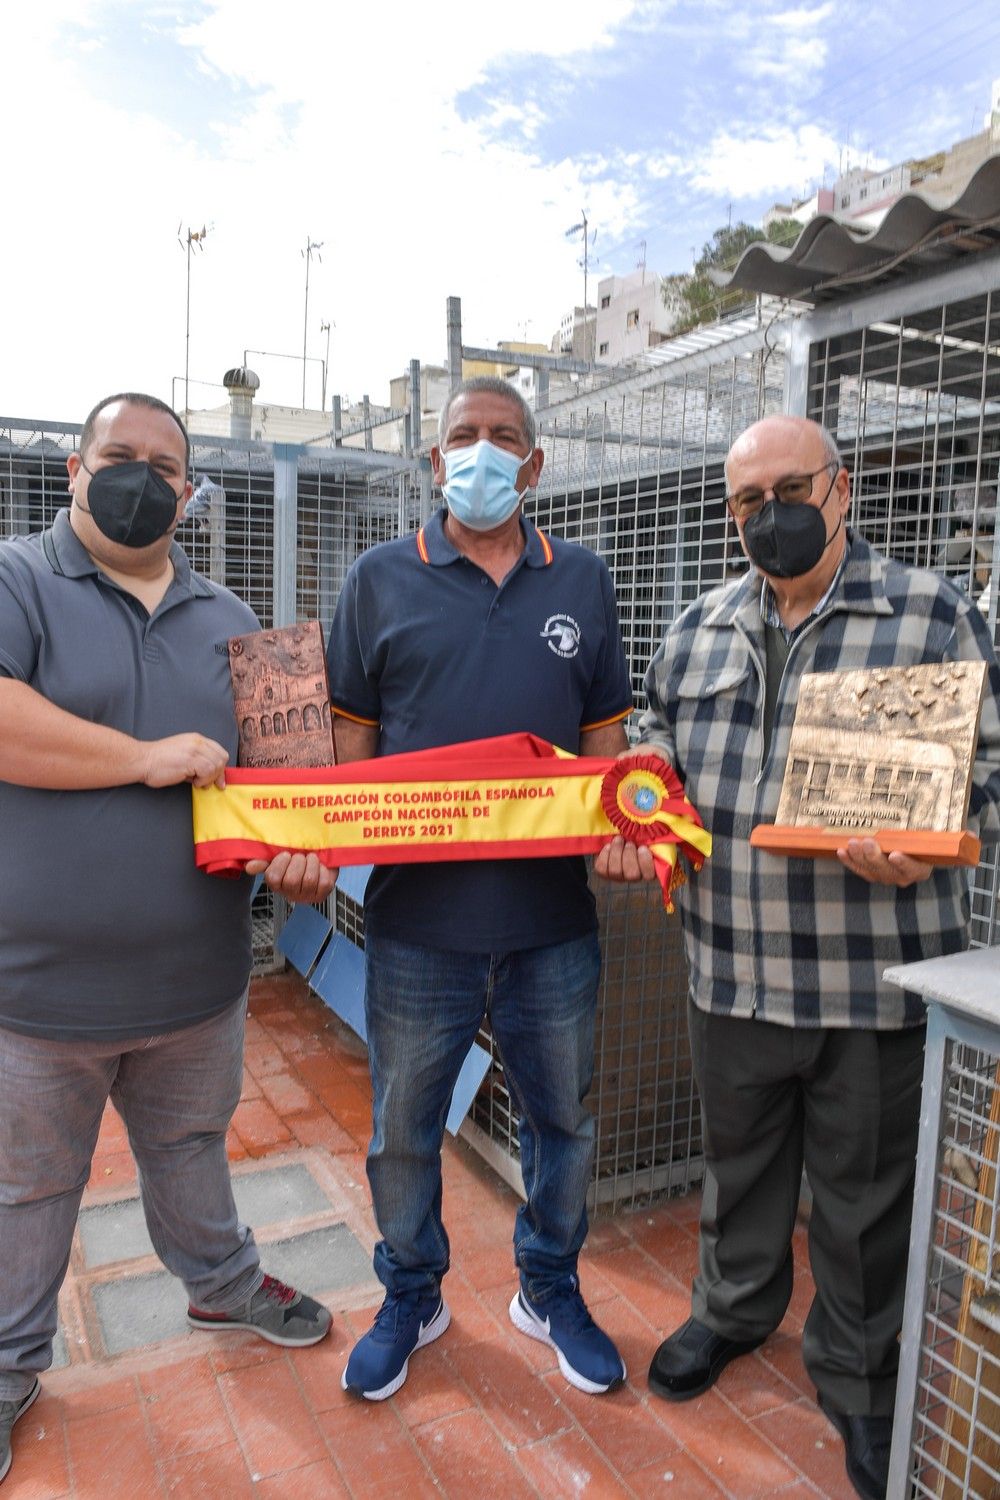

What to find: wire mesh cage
left=466, top=877, right=701, bottom=1212
left=887, top=951, right=1000, bottom=1500
left=908, top=1040, right=1000, bottom=1499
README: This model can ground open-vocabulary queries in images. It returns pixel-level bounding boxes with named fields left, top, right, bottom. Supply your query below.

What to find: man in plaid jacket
left=597, top=414, right=1000, bottom=1500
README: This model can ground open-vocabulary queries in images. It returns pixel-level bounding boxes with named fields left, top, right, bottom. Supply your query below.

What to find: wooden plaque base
left=750, top=825, right=981, bottom=867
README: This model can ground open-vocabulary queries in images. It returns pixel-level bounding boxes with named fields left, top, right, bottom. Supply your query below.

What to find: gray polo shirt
left=0, top=509, right=259, bottom=1040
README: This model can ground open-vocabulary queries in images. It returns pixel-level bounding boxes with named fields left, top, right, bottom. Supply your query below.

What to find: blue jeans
left=363, top=931, right=601, bottom=1301
left=0, top=1000, right=261, bottom=1400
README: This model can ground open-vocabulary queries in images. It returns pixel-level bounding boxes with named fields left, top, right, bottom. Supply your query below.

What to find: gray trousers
left=0, top=999, right=261, bottom=1401
left=687, top=1000, right=925, bottom=1416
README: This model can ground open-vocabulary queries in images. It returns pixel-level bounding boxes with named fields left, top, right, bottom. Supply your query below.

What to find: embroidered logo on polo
left=540, top=614, right=581, bottom=658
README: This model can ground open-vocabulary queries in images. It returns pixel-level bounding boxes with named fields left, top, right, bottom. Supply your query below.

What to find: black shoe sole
left=648, top=1337, right=764, bottom=1403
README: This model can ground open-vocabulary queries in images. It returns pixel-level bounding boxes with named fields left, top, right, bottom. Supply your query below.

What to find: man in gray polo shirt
left=0, top=393, right=335, bottom=1486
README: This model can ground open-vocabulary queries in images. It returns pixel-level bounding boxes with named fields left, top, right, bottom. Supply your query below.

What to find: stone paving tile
left=217, top=1357, right=327, bottom=1478
left=257, top=1069, right=317, bottom=1116
left=443, top=1338, right=573, bottom=1448
left=229, top=1096, right=293, bottom=1154
left=638, top=1385, right=802, bottom=1499
left=64, top=1400, right=163, bottom=1496
left=513, top=1429, right=637, bottom=1497
left=318, top=1401, right=440, bottom=1496
left=138, top=1354, right=237, bottom=1463
left=160, top=1443, right=258, bottom=1497
left=751, top=1395, right=849, bottom=1499
left=18, top=972, right=862, bottom=1500
left=415, top=1408, right=547, bottom=1498
left=626, top=1448, right=731, bottom=1496
left=543, top=1377, right=683, bottom=1478
left=253, top=1456, right=353, bottom=1498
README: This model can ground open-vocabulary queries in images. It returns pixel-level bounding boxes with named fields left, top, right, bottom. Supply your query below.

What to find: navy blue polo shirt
left=326, top=506, right=632, bottom=951
left=0, top=509, right=260, bottom=1039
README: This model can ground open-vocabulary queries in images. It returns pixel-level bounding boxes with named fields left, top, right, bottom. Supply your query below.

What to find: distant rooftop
left=714, top=155, right=1000, bottom=305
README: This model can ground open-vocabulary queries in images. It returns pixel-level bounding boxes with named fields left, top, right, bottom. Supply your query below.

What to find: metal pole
left=301, top=237, right=324, bottom=410
left=320, top=320, right=331, bottom=410
left=409, top=359, right=421, bottom=455
left=447, top=296, right=463, bottom=394
left=302, top=246, right=310, bottom=410
left=184, top=233, right=192, bottom=420
left=582, top=210, right=589, bottom=365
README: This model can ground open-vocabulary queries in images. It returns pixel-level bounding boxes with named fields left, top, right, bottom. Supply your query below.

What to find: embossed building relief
left=229, top=620, right=335, bottom=768
left=774, top=662, right=988, bottom=835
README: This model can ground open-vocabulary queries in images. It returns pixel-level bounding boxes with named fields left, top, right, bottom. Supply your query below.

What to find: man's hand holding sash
left=192, top=733, right=710, bottom=911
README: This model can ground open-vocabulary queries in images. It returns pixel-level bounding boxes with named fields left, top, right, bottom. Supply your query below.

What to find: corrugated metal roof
left=714, top=154, right=1000, bottom=304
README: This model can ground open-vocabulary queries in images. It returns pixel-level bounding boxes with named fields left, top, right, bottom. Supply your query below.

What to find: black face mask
left=741, top=475, right=842, bottom=579
left=77, top=460, right=182, bottom=548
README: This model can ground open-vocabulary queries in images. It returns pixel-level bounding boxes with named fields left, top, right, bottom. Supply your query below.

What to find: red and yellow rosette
left=600, top=754, right=708, bottom=907
left=192, top=733, right=710, bottom=911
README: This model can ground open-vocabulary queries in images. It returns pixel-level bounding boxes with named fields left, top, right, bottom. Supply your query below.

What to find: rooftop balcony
left=22, top=972, right=850, bottom=1500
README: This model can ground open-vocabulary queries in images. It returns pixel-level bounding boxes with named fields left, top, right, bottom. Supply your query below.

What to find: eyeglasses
left=727, top=463, right=838, bottom=520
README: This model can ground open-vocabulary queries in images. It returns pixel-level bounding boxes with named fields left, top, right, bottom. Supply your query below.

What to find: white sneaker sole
left=341, top=1299, right=451, bottom=1402
left=508, top=1293, right=626, bottom=1395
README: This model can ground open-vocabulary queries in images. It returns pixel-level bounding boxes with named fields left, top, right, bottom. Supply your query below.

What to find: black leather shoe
left=647, top=1316, right=764, bottom=1401
left=818, top=1395, right=893, bottom=1500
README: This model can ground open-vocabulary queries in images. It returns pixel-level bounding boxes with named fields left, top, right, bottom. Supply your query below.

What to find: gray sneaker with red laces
left=188, top=1273, right=331, bottom=1347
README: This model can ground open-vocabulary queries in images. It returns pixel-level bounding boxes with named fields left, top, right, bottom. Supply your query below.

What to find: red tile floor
left=7, top=973, right=855, bottom=1499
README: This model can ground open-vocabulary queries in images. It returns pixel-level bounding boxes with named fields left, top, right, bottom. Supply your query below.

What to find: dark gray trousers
left=687, top=1000, right=925, bottom=1416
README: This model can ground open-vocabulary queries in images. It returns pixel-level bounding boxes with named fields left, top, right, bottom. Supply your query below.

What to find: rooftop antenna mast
left=301, top=236, right=323, bottom=409
left=565, top=211, right=592, bottom=364
left=178, top=222, right=210, bottom=420
left=320, top=319, right=333, bottom=410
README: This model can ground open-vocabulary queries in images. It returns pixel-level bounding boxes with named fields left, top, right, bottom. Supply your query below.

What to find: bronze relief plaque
left=229, top=620, right=335, bottom=768
left=752, top=661, right=988, bottom=865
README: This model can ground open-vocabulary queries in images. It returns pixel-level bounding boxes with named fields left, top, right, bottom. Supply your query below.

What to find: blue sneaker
left=342, top=1289, right=450, bottom=1401
left=509, top=1277, right=626, bottom=1394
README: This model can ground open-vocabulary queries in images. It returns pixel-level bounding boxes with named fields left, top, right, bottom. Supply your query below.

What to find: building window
left=600, top=295, right=610, bottom=309
left=840, top=194, right=850, bottom=208
left=860, top=186, right=868, bottom=199
left=625, top=309, right=640, bottom=330
left=598, top=342, right=609, bottom=356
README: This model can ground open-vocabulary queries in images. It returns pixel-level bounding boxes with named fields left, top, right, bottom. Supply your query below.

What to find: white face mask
left=441, top=439, right=532, bottom=531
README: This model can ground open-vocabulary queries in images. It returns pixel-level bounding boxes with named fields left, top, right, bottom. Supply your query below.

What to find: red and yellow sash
left=192, top=733, right=710, bottom=910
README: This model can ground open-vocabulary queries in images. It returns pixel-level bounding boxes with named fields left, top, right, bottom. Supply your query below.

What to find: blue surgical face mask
left=441, top=439, right=532, bottom=532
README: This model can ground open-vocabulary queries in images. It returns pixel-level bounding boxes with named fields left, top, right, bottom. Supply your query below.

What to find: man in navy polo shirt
left=328, top=376, right=633, bottom=1401
left=0, top=393, right=334, bottom=1487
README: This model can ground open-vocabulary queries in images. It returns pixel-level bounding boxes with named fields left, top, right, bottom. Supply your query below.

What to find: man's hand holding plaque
left=751, top=661, right=989, bottom=868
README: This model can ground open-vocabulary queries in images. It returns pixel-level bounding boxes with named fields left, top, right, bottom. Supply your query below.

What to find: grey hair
left=437, top=376, right=536, bottom=450
left=724, top=417, right=843, bottom=485
left=816, top=422, right=842, bottom=472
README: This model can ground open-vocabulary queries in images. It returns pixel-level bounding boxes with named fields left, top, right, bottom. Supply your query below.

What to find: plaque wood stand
left=750, top=826, right=981, bottom=866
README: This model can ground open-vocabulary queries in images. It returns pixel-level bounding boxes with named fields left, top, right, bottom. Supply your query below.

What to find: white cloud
left=689, top=123, right=839, bottom=197
left=726, top=0, right=832, bottom=86
left=0, top=0, right=648, bottom=420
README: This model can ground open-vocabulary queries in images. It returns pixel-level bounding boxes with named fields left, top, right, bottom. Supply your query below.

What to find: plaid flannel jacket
left=638, top=531, right=1000, bottom=1029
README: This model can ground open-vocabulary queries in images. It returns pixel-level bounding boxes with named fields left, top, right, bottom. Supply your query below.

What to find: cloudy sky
left=3, top=0, right=999, bottom=422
